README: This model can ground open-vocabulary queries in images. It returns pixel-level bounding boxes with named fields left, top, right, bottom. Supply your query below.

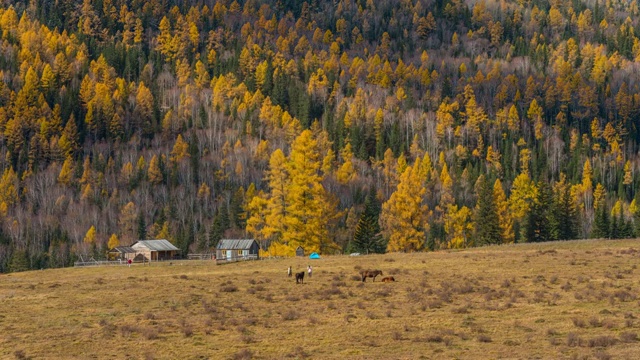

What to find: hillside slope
left=0, top=0, right=640, bottom=270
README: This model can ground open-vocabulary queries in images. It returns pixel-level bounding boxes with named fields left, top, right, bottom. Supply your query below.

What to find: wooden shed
left=131, top=239, right=179, bottom=261
left=107, top=246, right=137, bottom=261
left=296, top=246, right=305, bottom=257
left=216, top=239, right=259, bottom=263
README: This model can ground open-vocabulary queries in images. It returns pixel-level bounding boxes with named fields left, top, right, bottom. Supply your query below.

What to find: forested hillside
left=1, top=0, right=640, bottom=272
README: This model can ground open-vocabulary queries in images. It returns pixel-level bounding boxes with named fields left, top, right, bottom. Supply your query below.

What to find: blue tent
left=309, top=252, right=320, bottom=259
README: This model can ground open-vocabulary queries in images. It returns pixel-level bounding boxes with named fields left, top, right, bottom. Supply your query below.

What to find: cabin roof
left=216, top=239, right=256, bottom=250
left=132, top=239, right=180, bottom=251
left=109, top=246, right=136, bottom=253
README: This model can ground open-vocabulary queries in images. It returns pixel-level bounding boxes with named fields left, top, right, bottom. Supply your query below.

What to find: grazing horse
left=295, top=271, right=305, bottom=284
left=360, top=269, right=383, bottom=282
left=381, top=276, right=395, bottom=282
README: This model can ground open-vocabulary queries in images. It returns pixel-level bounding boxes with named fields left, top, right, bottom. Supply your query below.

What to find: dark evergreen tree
left=610, top=210, right=619, bottom=239
left=272, top=71, right=288, bottom=107
left=474, top=176, right=501, bottom=245
left=9, top=249, right=29, bottom=272
left=592, top=205, right=610, bottom=239
left=189, top=135, right=200, bottom=185
left=210, top=203, right=230, bottom=248
left=617, top=211, right=633, bottom=239
left=552, top=184, right=578, bottom=240
left=351, top=186, right=385, bottom=254
left=525, top=180, right=552, bottom=242
left=137, top=211, right=147, bottom=240
left=229, top=186, right=246, bottom=229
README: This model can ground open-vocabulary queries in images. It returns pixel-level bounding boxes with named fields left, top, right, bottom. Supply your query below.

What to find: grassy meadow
left=2, top=239, right=640, bottom=359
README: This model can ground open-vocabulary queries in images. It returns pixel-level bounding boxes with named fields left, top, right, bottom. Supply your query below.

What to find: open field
left=2, top=240, right=640, bottom=359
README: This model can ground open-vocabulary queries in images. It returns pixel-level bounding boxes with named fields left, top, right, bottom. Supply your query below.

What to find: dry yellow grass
left=2, top=239, right=640, bottom=359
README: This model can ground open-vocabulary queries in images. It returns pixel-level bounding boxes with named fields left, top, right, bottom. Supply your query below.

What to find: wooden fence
left=216, top=254, right=258, bottom=264
left=187, top=253, right=215, bottom=260
left=74, top=260, right=129, bottom=267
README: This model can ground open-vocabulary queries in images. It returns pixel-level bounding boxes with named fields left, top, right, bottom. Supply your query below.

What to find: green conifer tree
left=525, top=180, right=553, bottom=242
left=352, top=186, right=385, bottom=254
left=474, top=176, right=501, bottom=245
left=592, top=205, right=610, bottom=239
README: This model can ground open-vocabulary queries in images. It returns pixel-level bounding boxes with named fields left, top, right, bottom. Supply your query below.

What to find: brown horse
left=360, top=269, right=383, bottom=282
left=381, top=276, right=395, bottom=282
left=295, top=271, right=305, bottom=284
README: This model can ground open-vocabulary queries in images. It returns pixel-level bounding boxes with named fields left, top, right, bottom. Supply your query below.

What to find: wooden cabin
left=131, top=239, right=179, bottom=261
left=216, top=239, right=259, bottom=263
left=107, top=246, right=137, bottom=261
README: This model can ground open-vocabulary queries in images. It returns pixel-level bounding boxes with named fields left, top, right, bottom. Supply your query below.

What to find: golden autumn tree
left=252, top=131, right=340, bottom=256
left=170, top=134, right=189, bottom=163
left=119, top=202, right=137, bottom=242
left=444, top=204, right=473, bottom=248
left=262, top=149, right=289, bottom=247
left=281, top=130, right=340, bottom=254
left=0, top=167, right=19, bottom=210
left=246, top=189, right=270, bottom=253
left=134, top=82, right=154, bottom=136
left=336, top=140, right=356, bottom=184
left=508, top=172, right=537, bottom=228
left=107, top=233, right=120, bottom=249
left=380, top=160, right=429, bottom=252
left=148, top=155, right=163, bottom=185
left=58, top=157, right=75, bottom=185
left=59, top=115, right=80, bottom=158
left=84, top=225, right=97, bottom=244
left=493, top=179, right=514, bottom=243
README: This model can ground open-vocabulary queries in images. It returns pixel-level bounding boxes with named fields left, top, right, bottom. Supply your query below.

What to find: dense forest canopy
left=0, top=0, right=639, bottom=272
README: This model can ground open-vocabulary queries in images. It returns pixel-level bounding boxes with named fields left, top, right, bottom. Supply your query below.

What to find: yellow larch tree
left=0, top=167, right=19, bottom=208
left=508, top=172, right=537, bottom=224
left=581, top=159, right=594, bottom=210
left=245, top=190, right=270, bottom=252
left=148, top=155, right=163, bottom=185
left=119, top=202, right=137, bottom=241
left=435, top=99, right=458, bottom=143
left=462, top=85, right=486, bottom=137
left=507, top=104, right=520, bottom=132
left=84, top=225, right=97, bottom=244
left=419, top=152, right=433, bottom=182
left=80, top=157, right=92, bottom=186
left=444, top=204, right=473, bottom=249
left=135, top=82, right=154, bottom=135
left=623, top=160, right=633, bottom=185
left=58, top=157, right=74, bottom=185
left=493, top=179, right=514, bottom=243
left=336, top=140, right=356, bottom=184
left=380, top=160, right=429, bottom=252
left=170, top=134, right=189, bottom=163
left=527, top=99, right=544, bottom=141
left=282, top=130, right=340, bottom=254
left=107, top=233, right=120, bottom=249
left=440, top=162, right=454, bottom=207
left=593, top=183, right=606, bottom=211
left=381, top=148, right=398, bottom=194
left=262, top=149, right=289, bottom=246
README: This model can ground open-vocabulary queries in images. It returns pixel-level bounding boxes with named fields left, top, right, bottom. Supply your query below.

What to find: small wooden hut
left=107, top=246, right=137, bottom=261
left=216, top=239, right=259, bottom=263
left=295, top=246, right=305, bottom=257
left=131, top=239, right=179, bottom=261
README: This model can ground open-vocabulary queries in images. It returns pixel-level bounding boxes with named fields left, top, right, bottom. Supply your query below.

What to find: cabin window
left=238, top=250, right=243, bottom=256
